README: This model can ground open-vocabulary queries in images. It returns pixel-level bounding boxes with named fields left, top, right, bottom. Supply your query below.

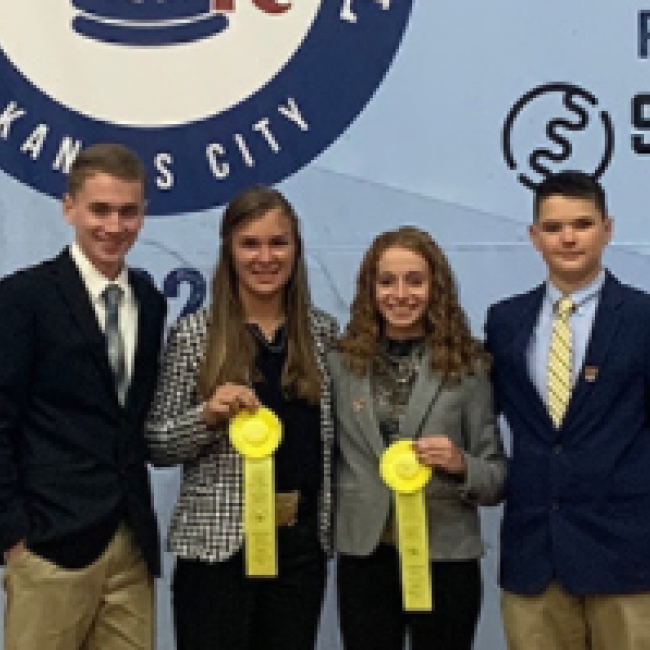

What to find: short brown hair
left=533, top=170, right=607, bottom=221
left=66, top=143, right=145, bottom=197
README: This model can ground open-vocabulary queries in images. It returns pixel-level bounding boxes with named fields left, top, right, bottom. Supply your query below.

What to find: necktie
left=102, top=284, right=127, bottom=404
left=547, top=297, right=574, bottom=427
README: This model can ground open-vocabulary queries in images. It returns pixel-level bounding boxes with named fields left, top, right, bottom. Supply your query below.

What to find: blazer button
left=552, top=502, right=560, bottom=511
left=553, top=444, right=562, bottom=455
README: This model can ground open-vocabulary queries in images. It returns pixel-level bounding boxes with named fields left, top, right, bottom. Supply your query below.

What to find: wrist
left=202, top=402, right=227, bottom=427
left=202, top=402, right=218, bottom=427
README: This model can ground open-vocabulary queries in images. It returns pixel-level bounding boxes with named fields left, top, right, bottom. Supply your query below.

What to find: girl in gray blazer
left=329, top=226, right=505, bottom=650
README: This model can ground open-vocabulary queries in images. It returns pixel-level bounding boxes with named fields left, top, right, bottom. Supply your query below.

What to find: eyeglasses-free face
left=231, top=207, right=297, bottom=313
left=374, top=245, right=431, bottom=340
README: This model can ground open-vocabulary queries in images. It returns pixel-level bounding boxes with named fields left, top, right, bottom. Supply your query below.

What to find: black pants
left=337, top=545, right=481, bottom=650
left=173, top=517, right=326, bottom=650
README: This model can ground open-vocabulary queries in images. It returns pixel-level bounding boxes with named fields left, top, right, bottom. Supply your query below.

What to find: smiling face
left=530, top=194, right=612, bottom=294
left=63, top=171, right=145, bottom=280
left=231, top=207, right=297, bottom=314
left=374, top=245, right=431, bottom=340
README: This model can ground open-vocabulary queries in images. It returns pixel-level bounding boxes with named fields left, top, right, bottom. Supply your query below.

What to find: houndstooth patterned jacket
left=145, top=307, right=338, bottom=562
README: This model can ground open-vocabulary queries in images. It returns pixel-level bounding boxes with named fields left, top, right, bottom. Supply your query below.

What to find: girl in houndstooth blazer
left=145, top=186, right=338, bottom=650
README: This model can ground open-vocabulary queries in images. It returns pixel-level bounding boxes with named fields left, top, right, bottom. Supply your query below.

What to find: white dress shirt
left=69, top=243, right=139, bottom=384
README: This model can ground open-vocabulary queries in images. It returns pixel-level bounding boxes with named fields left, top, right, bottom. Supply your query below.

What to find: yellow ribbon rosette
left=380, top=439, right=433, bottom=611
left=229, top=407, right=282, bottom=577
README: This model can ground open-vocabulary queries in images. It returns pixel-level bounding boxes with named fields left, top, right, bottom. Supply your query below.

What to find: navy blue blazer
left=0, top=250, right=166, bottom=574
left=486, top=271, right=650, bottom=596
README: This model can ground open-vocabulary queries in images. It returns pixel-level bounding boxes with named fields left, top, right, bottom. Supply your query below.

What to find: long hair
left=337, top=226, right=489, bottom=381
left=197, top=186, right=322, bottom=404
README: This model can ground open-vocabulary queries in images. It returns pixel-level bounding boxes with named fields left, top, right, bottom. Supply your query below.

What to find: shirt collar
left=69, top=242, right=130, bottom=302
left=545, top=269, right=605, bottom=314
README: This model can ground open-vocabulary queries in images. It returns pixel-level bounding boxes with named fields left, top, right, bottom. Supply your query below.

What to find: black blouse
left=249, top=324, right=322, bottom=509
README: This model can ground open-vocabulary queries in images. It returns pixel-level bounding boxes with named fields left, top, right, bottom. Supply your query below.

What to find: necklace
left=380, top=337, right=425, bottom=383
left=247, top=322, right=288, bottom=354
left=372, top=337, right=425, bottom=445
left=375, top=338, right=425, bottom=402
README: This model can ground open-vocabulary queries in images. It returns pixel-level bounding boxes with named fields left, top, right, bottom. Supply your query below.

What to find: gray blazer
left=329, top=349, right=506, bottom=560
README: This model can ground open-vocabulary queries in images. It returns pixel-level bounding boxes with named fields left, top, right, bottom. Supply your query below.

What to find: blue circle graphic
left=0, top=2, right=413, bottom=215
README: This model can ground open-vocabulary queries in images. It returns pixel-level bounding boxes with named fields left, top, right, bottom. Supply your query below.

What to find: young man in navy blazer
left=0, top=144, right=166, bottom=650
left=486, top=171, right=650, bottom=650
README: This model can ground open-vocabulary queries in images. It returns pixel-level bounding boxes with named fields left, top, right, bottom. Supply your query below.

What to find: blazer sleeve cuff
left=458, top=452, right=483, bottom=504
left=146, top=402, right=223, bottom=466
left=458, top=451, right=505, bottom=506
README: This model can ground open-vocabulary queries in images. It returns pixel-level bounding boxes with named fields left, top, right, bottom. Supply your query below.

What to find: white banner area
left=2, top=2, right=650, bottom=649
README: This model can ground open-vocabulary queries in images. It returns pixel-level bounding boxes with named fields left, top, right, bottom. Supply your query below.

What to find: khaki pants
left=3, top=525, right=153, bottom=650
left=502, top=582, right=650, bottom=650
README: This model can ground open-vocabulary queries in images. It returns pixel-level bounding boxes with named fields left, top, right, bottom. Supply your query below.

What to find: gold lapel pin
left=584, top=366, right=598, bottom=383
left=352, top=398, right=366, bottom=412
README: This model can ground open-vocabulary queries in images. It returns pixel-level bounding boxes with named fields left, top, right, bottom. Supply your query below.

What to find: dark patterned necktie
left=102, top=284, right=126, bottom=404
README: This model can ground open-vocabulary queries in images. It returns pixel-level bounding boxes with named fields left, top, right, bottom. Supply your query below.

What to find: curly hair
left=337, top=226, right=489, bottom=382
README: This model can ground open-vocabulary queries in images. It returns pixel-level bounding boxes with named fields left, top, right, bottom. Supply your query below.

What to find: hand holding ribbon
left=381, top=440, right=433, bottom=611
left=413, top=435, right=466, bottom=476
left=230, top=407, right=282, bottom=577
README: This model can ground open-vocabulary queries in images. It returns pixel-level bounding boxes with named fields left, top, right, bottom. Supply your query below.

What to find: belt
left=379, top=523, right=395, bottom=546
left=275, top=491, right=300, bottom=527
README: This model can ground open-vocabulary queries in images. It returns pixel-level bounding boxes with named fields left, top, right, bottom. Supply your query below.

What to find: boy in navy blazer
left=0, top=144, right=166, bottom=650
left=486, top=171, right=650, bottom=650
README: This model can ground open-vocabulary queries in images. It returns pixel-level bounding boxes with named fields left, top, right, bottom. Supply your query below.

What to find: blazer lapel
left=400, top=349, right=443, bottom=440
left=508, top=284, right=554, bottom=429
left=124, top=270, right=158, bottom=406
left=563, top=273, right=624, bottom=426
left=350, top=373, right=386, bottom=460
left=51, top=249, right=117, bottom=400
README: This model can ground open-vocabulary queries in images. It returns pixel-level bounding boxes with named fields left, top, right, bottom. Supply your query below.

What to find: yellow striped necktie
left=547, top=297, right=574, bottom=427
